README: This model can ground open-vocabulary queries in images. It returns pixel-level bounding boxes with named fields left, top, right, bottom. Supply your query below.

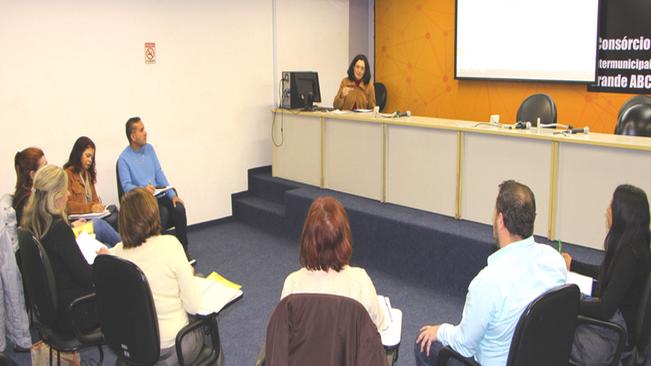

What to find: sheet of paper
left=377, top=295, right=402, bottom=347
left=567, top=271, right=593, bottom=296
left=76, top=232, right=107, bottom=264
left=154, top=186, right=174, bottom=197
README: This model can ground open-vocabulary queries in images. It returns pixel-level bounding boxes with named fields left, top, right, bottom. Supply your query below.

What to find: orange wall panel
left=375, top=0, right=635, bottom=133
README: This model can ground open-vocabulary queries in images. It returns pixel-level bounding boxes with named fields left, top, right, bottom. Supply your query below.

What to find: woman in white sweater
left=281, top=196, right=387, bottom=331
left=111, top=188, right=206, bottom=366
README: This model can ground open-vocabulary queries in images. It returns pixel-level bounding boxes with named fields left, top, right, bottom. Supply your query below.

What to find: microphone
left=567, top=127, right=590, bottom=134
left=514, top=121, right=532, bottom=129
left=394, top=110, right=411, bottom=118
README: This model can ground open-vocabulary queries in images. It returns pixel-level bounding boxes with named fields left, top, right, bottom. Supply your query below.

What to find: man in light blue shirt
left=117, top=117, right=192, bottom=261
left=415, top=180, right=567, bottom=366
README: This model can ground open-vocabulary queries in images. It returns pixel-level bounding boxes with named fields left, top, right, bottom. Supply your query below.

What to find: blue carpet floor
left=8, top=219, right=648, bottom=365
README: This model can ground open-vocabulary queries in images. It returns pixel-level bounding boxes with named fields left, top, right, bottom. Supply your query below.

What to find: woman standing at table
left=562, top=184, right=650, bottom=365
left=333, top=54, right=376, bottom=111
left=63, top=136, right=120, bottom=246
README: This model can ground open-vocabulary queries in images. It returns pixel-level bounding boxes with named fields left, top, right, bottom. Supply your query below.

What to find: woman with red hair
left=280, top=196, right=387, bottom=331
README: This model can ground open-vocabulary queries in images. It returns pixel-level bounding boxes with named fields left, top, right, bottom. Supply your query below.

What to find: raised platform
left=232, top=166, right=603, bottom=298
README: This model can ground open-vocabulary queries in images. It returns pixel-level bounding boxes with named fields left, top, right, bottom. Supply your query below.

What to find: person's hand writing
left=416, top=324, right=440, bottom=356
left=90, top=203, right=105, bottom=213
left=561, top=253, right=572, bottom=271
left=71, top=219, right=87, bottom=228
left=96, top=247, right=110, bottom=255
left=145, top=184, right=156, bottom=195
left=172, top=196, right=184, bottom=208
left=341, top=87, right=353, bottom=97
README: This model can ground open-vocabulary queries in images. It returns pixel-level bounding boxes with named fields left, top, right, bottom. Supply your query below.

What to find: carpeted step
left=232, top=193, right=286, bottom=236
left=249, top=171, right=305, bottom=205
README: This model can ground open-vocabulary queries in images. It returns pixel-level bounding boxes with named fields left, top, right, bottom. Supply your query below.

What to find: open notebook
left=193, top=274, right=243, bottom=316
left=377, top=295, right=402, bottom=347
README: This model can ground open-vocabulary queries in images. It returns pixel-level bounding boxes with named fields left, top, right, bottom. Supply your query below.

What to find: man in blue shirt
left=117, top=117, right=192, bottom=262
left=415, top=180, right=567, bottom=366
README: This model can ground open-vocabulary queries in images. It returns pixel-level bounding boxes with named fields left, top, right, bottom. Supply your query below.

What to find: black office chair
left=0, top=353, right=18, bottom=366
left=17, top=228, right=104, bottom=366
left=92, top=255, right=223, bottom=366
left=614, top=95, right=651, bottom=137
left=515, top=93, right=557, bottom=126
left=618, top=271, right=651, bottom=366
left=438, top=284, right=581, bottom=366
left=375, top=82, right=388, bottom=112
left=260, top=293, right=393, bottom=366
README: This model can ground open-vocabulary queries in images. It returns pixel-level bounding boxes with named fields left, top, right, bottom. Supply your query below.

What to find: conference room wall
left=375, top=0, right=633, bottom=134
left=275, top=0, right=350, bottom=107
left=0, top=0, right=350, bottom=225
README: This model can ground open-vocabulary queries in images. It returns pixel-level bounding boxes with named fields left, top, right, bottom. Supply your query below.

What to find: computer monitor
left=281, top=71, right=321, bottom=110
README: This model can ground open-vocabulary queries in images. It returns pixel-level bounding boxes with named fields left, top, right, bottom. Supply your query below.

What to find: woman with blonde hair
left=21, top=165, right=99, bottom=335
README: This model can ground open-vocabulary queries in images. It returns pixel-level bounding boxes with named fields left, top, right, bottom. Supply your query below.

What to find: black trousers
left=157, top=196, right=189, bottom=255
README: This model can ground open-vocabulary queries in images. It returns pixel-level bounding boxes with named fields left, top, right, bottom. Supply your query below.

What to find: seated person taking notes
left=333, top=54, right=376, bottom=111
left=117, top=117, right=191, bottom=261
left=64, top=136, right=120, bottom=246
left=415, top=180, right=567, bottom=366
left=111, top=188, right=216, bottom=366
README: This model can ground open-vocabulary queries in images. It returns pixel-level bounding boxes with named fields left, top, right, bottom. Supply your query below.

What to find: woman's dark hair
left=13, top=147, right=45, bottom=222
left=63, top=136, right=97, bottom=183
left=119, top=188, right=161, bottom=248
left=299, top=196, right=353, bottom=272
left=600, top=184, right=651, bottom=289
left=347, top=54, right=372, bottom=84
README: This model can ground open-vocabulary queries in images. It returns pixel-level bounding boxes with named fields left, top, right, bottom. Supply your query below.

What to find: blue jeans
left=415, top=340, right=474, bottom=366
left=92, top=218, right=121, bottom=247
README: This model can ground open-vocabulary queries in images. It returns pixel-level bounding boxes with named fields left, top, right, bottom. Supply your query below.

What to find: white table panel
left=462, top=133, right=552, bottom=237
left=323, top=118, right=384, bottom=200
left=272, top=113, right=321, bottom=186
left=386, top=125, right=458, bottom=216
left=556, top=143, right=651, bottom=249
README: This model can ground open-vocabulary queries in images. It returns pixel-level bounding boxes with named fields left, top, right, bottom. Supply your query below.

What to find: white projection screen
left=455, top=0, right=600, bottom=82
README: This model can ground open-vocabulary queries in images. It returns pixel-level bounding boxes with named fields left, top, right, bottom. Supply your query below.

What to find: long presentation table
left=271, top=109, right=651, bottom=250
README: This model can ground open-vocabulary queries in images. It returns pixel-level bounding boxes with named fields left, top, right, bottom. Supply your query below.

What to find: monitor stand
left=301, top=94, right=315, bottom=111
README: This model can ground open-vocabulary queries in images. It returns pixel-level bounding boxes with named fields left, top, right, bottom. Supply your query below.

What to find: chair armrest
left=69, top=293, right=104, bottom=345
left=437, top=346, right=480, bottom=366
left=576, top=315, right=627, bottom=366
left=176, top=313, right=220, bottom=366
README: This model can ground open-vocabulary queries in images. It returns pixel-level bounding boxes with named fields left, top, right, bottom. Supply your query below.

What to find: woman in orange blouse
left=333, top=54, right=376, bottom=111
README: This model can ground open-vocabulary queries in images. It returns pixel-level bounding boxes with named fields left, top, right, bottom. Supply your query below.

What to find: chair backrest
left=614, top=95, right=651, bottom=137
left=16, top=228, right=59, bottom=328
left=516, top=93, right=557, bottom=126
left=506, top=284, right=580, bottom=366
left=116, top=162, right=125, bottom=203
left=93, top=255, right=160, bottom=365
left=265, top=293, right=385, bottom=366
left=374, top=82, right=387, bottom=112
left=0, top=353, right=18, bottom=366
left=631, top=270, right=651, bottom=357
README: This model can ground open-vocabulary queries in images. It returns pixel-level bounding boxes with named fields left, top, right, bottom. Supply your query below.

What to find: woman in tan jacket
left=333, top=54, right=376, bottom=110
left=64, top=136, right=120, bottom=246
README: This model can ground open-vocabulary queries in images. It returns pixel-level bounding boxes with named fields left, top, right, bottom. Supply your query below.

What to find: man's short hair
left=496, top=180, right=536, bottom=238
left=125, top=116, right=141, bottom=143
